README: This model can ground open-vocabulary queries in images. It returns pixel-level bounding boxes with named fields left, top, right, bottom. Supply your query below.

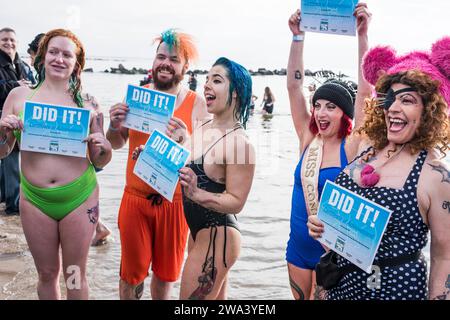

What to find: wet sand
left=0, top=206, right=30, bottom=300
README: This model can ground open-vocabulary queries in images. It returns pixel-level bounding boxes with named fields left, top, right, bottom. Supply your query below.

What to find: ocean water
left=3, top=57, right=444, bottom=300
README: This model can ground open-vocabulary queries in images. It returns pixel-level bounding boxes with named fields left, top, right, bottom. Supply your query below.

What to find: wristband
left=293, top=34, right=305, bottom=42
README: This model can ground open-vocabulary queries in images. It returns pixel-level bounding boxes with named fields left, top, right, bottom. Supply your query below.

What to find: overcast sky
left=2, top=0, right=449, bottom=73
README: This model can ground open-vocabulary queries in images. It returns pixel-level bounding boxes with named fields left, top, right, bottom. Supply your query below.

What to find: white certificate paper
left=300, top=0, right=358, bottom=36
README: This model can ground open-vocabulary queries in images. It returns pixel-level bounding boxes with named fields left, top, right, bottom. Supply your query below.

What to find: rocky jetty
left=101, top=64, right=148, bottom=75
left=85, top=64, right=348, bottom=79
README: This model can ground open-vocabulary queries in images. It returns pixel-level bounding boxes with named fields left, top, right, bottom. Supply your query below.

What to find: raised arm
left=345, top=2, right=373, bottom=160
left=287, top=10, right=313, bottom=145
left=353, top=2, right=372, bottom=130
left=427, top=159, right=450, bottom=300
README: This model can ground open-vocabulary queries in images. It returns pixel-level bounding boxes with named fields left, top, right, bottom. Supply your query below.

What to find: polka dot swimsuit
left=327, top=148, right=429, bottom=300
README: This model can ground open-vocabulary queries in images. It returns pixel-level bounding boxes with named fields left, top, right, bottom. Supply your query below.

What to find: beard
left=153, top=65, right=184, bottom=91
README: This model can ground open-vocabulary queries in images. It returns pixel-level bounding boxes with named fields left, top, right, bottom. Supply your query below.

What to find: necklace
left=360, top=144, right=406, bottom=187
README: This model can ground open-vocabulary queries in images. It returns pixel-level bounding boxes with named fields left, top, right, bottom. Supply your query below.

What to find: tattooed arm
left=426, top=159, right=450, bottom=300
left=286, top=9, right=313, bottom=148
left=180, top=136, right=255, bottom=215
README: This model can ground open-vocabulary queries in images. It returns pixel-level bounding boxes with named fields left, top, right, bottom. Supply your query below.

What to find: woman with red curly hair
left=285, top=3, right=373, bottom=300
left=308, top=37, right=450, bottom=300
left=0, top=29, right=112, bottom=299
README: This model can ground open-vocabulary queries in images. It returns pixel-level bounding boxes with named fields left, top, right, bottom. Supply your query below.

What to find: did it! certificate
left=300, top=0, right=358, bottom=36
left=134, top=129, right=190, bottom=202
left=124, top=84, right=176, bottom=134
left=21, top=101, right=90, bottom=158
left=317, top=181, right=393, bottom=273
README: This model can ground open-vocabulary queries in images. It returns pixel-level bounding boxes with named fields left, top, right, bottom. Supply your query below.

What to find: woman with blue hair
left=164, top=57, right=255, bottom=299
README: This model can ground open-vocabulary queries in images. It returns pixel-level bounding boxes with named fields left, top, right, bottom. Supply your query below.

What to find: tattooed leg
left=289, top=276, right=306, bottom=300
left=313, top=285, right=327, bottom=300
left=86, top=203, right=99, bottom=224
left=189, top=257, right=218, bottom=300
left=431, top=275, right=450, bottom=300
left=134, top=282, right=144, bottom=300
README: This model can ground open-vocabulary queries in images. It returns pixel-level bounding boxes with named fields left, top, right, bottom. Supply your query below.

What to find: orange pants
left=118, top=191, right=188, bottom=284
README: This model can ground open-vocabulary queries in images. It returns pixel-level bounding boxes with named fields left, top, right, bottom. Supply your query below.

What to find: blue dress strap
left=339, top=139, right=349, bottom=168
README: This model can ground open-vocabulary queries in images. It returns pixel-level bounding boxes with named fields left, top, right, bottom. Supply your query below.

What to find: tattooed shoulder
left=83, top=93, right=99, bottom=109
left=428, top=162, right=450, bottom=185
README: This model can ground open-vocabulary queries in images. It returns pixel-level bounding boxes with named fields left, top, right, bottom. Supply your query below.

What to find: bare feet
left=91, top=220, right=111, bottom=246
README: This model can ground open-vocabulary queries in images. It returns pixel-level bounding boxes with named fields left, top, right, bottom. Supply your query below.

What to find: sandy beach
left=0, top=205, right=29, bottom=300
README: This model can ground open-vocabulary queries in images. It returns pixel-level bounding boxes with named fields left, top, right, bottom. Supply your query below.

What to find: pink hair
left=362, top=36, right=450, bottom=109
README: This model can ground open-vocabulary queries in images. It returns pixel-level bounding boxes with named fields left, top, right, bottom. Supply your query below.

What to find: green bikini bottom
left=21, top=164, right=97, bottom=221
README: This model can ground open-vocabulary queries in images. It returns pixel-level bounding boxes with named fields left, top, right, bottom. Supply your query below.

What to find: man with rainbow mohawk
left=107, top=28, right=209, bottom=300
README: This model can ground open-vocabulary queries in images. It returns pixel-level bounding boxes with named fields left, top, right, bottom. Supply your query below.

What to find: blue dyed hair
left=160, top=29, right=178, bottom=53
left=213, top=57, right=252, bottom=128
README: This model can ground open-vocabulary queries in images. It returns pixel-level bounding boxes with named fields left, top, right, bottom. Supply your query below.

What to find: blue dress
left=286, top=139, right=348, bottom=270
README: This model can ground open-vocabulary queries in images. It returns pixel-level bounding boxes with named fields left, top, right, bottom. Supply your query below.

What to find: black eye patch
left=381, top=87, right=417, bottom=110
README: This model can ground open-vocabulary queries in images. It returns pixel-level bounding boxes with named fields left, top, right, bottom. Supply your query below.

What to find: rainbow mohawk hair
left=154, top=29, right=198, bottom=64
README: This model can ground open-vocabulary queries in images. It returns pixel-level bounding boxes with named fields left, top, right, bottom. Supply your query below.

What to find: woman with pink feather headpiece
left=308, top=37, right=450, bottom=300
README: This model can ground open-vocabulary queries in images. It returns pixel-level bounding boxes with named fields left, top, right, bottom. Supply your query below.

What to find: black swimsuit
left=182, top=121, right=241, bottom=268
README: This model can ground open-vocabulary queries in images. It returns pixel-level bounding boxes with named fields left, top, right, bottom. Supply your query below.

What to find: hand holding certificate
left=316, top=181, right=392, bottom=273
left=123, top=84, right=176, bottom=134
left=20, top=101, right=91, bottom=158
left=133, top=129, right=190, bottom=202
left=300, top=0, right=358, bottom=36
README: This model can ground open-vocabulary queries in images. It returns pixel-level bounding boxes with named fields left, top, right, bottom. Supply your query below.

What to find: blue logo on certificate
left=21, top=102, right=90, bottom=158
left=124, top=84, right=176, bottom=134
left=300, top=0, right=357, bottom=36
left=133, top=129, right=190, bottom=202
left=317, top=181, right=392, bottom=273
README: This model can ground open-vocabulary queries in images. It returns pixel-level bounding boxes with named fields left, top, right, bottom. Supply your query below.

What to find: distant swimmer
left=261, top=86, right=275, bottom=115
left=249, top=94, right=257, bottom=115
